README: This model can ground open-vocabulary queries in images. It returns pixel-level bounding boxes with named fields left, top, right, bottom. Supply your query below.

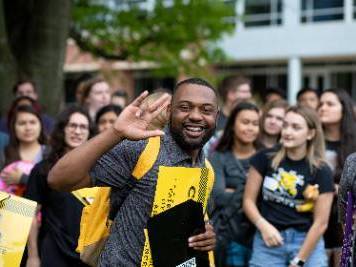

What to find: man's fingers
left=143, top=130, right=165, bottom=138
left=189, top=231, right=216, bottom=251
left=147, top=94, right=171, bottom=113
left=131, top=91, right=149, bottom=107
left=192, top=244, right=215, bottom=251
left=149, top=98, right=170, bottom=119
left=189, top=238, right=215, bottom=248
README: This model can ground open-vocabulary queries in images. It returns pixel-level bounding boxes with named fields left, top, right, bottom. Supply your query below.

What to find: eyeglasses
left=66, top=123, right=89, bottom=132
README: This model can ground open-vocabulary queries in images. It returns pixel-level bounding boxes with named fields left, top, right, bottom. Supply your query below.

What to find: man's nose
left=188, top=108, right=203, bottom=121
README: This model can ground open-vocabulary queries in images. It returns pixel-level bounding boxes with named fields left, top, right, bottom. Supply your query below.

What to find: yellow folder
left=0, top=192, right=37, bottom=267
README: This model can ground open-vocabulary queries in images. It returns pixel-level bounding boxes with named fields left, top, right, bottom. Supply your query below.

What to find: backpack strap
left=108, top=136, right=161, bottom=220
left=132, top=136, right=161, bottom=179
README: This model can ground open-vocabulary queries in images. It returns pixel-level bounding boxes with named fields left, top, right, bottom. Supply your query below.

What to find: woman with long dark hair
left=318, top=88, right=356, bottom=267
left=244, top=106, right=334, bottom=267
left=210, top=102, right=260, bottom=267
left=0, top=105, right=46, bottom=195
left=25, top=106, right=94, bottom=267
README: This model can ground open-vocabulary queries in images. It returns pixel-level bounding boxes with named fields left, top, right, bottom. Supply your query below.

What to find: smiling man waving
left=48, top=78, right=218, bottom=266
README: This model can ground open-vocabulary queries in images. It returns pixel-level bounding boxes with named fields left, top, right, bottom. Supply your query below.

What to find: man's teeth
left=186, top=126, right=203, bottom=132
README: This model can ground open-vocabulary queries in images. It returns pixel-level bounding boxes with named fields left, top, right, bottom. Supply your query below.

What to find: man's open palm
left=113, top=91, right=171, bottom=140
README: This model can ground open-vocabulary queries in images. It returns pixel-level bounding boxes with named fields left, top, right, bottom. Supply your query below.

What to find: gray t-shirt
left=90, top=130, right=207, bottom=266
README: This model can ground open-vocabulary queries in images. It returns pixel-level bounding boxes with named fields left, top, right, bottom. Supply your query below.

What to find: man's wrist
left=110, top=126, right=125, bottom=142
left=290, top=256, right=305, bottom=266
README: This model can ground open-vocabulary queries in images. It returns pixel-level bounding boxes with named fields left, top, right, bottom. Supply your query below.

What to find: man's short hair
left=112, top=90, right=128, bottom=98
left=297, top=87, right=319, bottom=100
left=264, top=87, right=285, bottom=101
left=218, top=75, right=251, bottom=102
left=12, top=79, right=37, bottom=95
left=173, top=78, right=217, bottom=96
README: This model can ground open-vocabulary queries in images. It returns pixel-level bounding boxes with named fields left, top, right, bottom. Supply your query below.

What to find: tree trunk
left=0, top=0, right=17, bottom=115
left=0, top=0, right=71, bottom=115
left=23, top=0, right=71, bottom=114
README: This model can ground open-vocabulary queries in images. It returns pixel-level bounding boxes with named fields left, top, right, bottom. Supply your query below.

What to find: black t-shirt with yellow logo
left=250, top=148, right=334, bottom=231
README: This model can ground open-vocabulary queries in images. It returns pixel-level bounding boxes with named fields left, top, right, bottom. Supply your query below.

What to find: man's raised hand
left=113, top=91, right=171, bottom=140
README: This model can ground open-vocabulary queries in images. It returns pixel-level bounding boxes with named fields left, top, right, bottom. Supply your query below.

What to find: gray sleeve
left=89, top=139, right=147, bottom=189
left=338, top=152, right=356, bottom=223
left=210, top=152, right=233, bottom=208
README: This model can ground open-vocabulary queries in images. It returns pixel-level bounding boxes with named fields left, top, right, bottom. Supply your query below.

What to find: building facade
left=219, top=0, right=356, bottom=102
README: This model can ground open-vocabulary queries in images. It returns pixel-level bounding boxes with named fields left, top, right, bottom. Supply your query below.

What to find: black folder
left=147, top=199, right=210, bottom=267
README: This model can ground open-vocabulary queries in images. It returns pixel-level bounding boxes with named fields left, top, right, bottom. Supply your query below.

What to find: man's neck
left=188, top=149, right=200, bottom=166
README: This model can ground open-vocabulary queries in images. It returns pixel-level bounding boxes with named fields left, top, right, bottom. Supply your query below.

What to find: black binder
left=147, top=199, right=210, bottom=267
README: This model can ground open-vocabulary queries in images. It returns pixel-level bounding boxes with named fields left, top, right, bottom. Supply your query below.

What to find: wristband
left=290, top=256, right=305, bottom=266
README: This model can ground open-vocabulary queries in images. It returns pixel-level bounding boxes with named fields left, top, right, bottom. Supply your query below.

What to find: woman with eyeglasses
left=25, top=106, right=94, bottom=267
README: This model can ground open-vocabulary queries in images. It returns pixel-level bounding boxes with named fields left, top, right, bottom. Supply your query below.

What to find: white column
left=344, top=0, right=353, bottom=23
left=236, top=0, right=245, bottom=31
left=288, top=57, right=302, bottom=104
left=283, top=0, right=300, bottom=27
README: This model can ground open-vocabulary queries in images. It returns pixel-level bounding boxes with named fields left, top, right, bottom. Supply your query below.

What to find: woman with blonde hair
left=243, top=106, right=334, bottom=267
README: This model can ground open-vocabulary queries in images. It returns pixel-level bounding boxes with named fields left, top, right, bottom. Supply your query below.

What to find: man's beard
left=169, top=123, right=216, bottom=151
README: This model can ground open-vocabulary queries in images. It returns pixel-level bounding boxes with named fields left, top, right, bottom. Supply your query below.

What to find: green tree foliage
left=71, top=0, right=236, bottom=76
left=0, top=0, right=236, bottom=113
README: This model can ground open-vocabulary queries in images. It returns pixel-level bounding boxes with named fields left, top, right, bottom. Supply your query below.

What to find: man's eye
left=202, top=108, right=214, bottom=114
left=179, top=106, right=190, bottom=111
left=203, top=105, right=217, bottom=113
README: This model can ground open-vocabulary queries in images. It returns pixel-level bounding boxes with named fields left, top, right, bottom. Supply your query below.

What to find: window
left=223, top=0, right=238, bottom=24
left=114, top=0, right=147, bottom=11
left=354, top=0, right=356, bottom=19
left=244, top=0, right=282, bottom=27
left=331, top=72, right=354, bottom=96
left=301, top=0, right=344, bottom=23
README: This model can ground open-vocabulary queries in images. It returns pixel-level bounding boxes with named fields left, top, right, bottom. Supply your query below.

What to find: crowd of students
left=207, top=76, right=356, bottom=267
left=1, top=75, right=356, bottom=267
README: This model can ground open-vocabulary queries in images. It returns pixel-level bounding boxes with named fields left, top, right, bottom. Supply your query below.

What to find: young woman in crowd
left=0, top=105, right=47, bottom=194
left=243, top=105, right=334, bottom=267
left=210, top=102, right=260, bottom=267
left=95, top=104, right=122, bottom=133
left=259, top=100, right=288, bottom=149
left=25, top=106, right=94, bottom=267
left=80, top=77, right=111, bottom=121
left=318, top=88, right=356, bottom=267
